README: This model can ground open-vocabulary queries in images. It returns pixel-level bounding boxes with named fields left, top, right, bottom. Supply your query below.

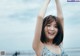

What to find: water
left=5, top=52, right=80, bottom=56
left=1, top=49, right=80, bottom=56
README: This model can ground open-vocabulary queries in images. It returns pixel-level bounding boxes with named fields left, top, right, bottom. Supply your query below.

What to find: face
left=44, top=20, right=58, bottom=40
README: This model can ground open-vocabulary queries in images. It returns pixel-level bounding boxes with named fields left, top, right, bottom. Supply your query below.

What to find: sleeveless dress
left=41, top=45, right=68, bottom=56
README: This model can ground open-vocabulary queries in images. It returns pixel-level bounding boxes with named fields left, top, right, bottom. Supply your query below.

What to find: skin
left=32, top=0, right=63, bottom=56
left=44, top=20, right=58, bottom=41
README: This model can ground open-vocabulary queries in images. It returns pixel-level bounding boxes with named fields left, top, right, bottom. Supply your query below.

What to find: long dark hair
left=40, top=15, right=63, bottom=45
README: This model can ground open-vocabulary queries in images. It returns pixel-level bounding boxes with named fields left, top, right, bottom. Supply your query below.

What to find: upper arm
left=60, top=17, right=63, bottom=30
left=32, top=16, right=43, bottom=51
left=57, top=17, right=64, bottom=31
left=32, top=0, right=50, bottom=52
left=55, top=0, right=63, bottom=30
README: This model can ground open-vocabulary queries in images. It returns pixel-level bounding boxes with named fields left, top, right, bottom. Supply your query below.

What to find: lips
left=48, top=32, right=55, bottom=35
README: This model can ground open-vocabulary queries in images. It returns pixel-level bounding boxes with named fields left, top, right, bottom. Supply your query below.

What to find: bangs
left=44, top=15, right=57, bottom=26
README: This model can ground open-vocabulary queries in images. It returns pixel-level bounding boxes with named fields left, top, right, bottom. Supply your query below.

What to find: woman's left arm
left=55, top=0, right=63, bottom=29
left=55, top=0, right=64, bottom=45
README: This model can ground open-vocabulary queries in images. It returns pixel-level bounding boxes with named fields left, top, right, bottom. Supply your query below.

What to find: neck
left=46, top=40, right=57, bottom=46
left=46, top=39, right=53, bottom=45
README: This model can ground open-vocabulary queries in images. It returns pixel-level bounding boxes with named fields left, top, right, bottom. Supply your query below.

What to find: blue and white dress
left=41, top=45, right=68, bottom=56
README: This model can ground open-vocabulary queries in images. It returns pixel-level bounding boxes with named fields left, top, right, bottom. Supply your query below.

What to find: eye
left=47, top=24, right=51, bottom=27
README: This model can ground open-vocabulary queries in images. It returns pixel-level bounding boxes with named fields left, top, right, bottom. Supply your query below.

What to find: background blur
left=0, top=0, right=80, bottom=56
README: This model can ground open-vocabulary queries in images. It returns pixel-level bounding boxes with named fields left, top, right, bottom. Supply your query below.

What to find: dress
left=41, top=45, right=68, bottom=56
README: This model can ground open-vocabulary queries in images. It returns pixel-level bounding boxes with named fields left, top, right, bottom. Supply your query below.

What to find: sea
left=1, top=48, right=80, bottom=56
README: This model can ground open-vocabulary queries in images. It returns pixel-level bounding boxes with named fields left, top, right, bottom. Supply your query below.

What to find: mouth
left=48, top=32, right=55, bottom=36
left=47, top=32, right=56, bottom=39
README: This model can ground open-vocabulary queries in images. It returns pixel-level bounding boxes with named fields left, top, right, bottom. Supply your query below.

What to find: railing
left=0, top=48, right=80, bottom=56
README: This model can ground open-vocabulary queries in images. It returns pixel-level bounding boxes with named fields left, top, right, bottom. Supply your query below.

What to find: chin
left=47, top=36, right=55, bottom=40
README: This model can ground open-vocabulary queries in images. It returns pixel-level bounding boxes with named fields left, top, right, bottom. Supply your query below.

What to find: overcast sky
left=0, top=0, right=80, bottom=52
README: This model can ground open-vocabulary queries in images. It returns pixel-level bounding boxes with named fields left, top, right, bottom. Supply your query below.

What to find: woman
left=33, top=0, right=68, bottom=56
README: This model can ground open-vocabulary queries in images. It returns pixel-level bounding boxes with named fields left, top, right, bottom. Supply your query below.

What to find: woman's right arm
left=32, top=0, right=50, bottom=51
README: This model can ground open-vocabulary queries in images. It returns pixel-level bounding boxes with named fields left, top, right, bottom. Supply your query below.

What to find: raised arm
left=55, top=0, right=63, bottom=29
left=32, top=0, right=50, bottom=51
left=55, top=0, right=64, bottom=45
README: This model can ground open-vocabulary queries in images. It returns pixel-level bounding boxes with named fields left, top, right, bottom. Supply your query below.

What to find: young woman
left=33, top=0, right=68, bottom=56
